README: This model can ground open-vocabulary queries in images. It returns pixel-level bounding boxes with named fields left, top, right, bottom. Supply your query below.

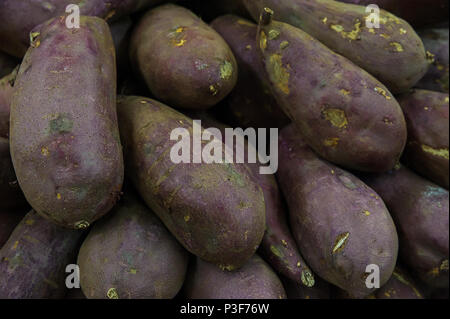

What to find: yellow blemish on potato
left=426, top=51, right=435, bottom=63
left=184, top=215, right=190, bottom=222
left=384, top=117, right=393, bottom=124
left=331, top=20, right=361, bottom=40
left=220, top=61, right=233, bottom=80
left=268, top=54, right=290, bottom=95
left=301, top=270, right=315, bottom=287
left=245, top=44, right=252, bottom=50
left=12, top=241, right=19, bottom=250
left=421, top=144, right=449, bottom=159
left=140, top=100, right=147, bottom=104
left=129, top=268, right=137, bottom=274
left=268, top=29, right=280, bottom=40
left=107, top=288, right=119, bottom=299
left=390, top=42, right=404, bottom=52
left=41, top=147, right=49, bottom=156
left=392, top=270, right=423, bottom=298
left=25, top=219, right=34, bottom=225
left=237, top=19, right=254, bottom=26
left=56, top=193, right=61, bottom=200
left=399, top=28, right=407, bottom=34
left=339, top=89, right=350, bottom=96
left=324, top=137, right=339, bottom=147
left=374, top=87, right=392, bottom=100
left=104, top=10, right=116, bottom=21
left=428, top=267, right=440, bottom=277
left=176, top=27, right=184, bottom=33
left=445, top=97, right=449, bottom=103
left=424, top=106, right=429, bottom=111
left=281, top=239, right=288, bottom=247
left=332, top=232, right=350, bottom=254
left=174, top=39, right=186, bottom=47
left=75, top=220, right=90, bottom=229
left=394, top=162, right=401, bottom=170
left=29, top=32, right=40, bottom=47
left=440, top=260, right=449, bottom=271
left=259, top=31, right=267, bottom=51
left=331, top=169, right=335, bottom=174
left=296, top=261, right=301, bottom=267
left=368, top=28, right=375, bottom=34
left=322, top=17, right=328, bottom=24
left=380, top=33, right=390, bottom=39
left=219, top=264, right=235, bottom=271
left=363, top=210, right=371, bottom=216
left=209, top=85, right=218, bottom=96
left=322, top=108, right=348, bottom=129
left=280, top=41, right=289, bottom=50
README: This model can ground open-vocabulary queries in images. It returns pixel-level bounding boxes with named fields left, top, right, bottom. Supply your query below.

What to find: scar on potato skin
left=324, top=137, right=339, bottom=147
left=322, top=108, right=348, bottom=129
left=421, top=144, right=449, bottom=159
left=332, top=232, right=350, bottom=254
left=267, top=54, right=290, bottom=95
left=330, top=20, right=361, bottom=41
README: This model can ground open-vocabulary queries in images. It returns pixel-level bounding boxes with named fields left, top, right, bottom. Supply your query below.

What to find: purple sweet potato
left=77, top=191, right=189, bottom=299
left=10, top=16, right=124, bottom=229
left=129, top=4, right=238, bottom=109
left=277, top=124, right=399, bottom=298
left=337, top=0, right=449, bottom=27
left=117, top=96, right=265, bottom=270
left=281, top=275, right=331, bottom=299
left=211, top=15, right=290, bottom=129
left=372, top=266, right=423, bottom=299
left=187, top=111, right=314, bottom=287
left=416, top=28, right=449, bottom=93
left=397, top=89, right=449, bottom=189
left=0, top=0, right=168, bottom=57
left=0, top=137, right=28, bottom=211
left=184, top=255, right=287, bottom=299
left=363, top=165, right=449, bottom=289
left=244, top=0, right=428, bottom=94
left=0, top=51, right=17, bottom=78
left=0, top=210, right=26, bottom=248
left=0, top=210, right=83, bottom=298
left=0, top=66, right=17, bottom=138
left=255, top=10, right=407, bottom=172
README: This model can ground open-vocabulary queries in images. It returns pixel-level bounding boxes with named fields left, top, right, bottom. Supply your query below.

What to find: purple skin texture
left=0, top=137, right=28, bottom=211
left=10, top=16, right=124, bottom=229
left=116, top=96, right=266, bottom=270
left=363, top=165, right=449, bottom=289
left=129, top=4, right=238, bottom=110
left=211, top=15, right=290, bottom=129
left=337, top=0, right=449, bottom=27
left=0, top=0, right=167, bottom=57
left=244, top=0, right=429, bottom=94
left=416, top=28, right=449, bottom=93
left=277, top=124, right=399, bottom=298
left=0, top=210, right=84, bottom=299
left=184, top=255, right=287, bottom=299
left=372, top=266, right=423, bottom=299
left=255, top=12, right=407, bottom=172
left=78, top=192, right=189, bottom=299
left=397, top=89, right=449, bottom=189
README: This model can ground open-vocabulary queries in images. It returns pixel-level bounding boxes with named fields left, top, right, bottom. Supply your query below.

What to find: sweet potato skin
left=0, top=137, right=28, bottom=211
left=211, top=15, right=290, bottom=129
left=0, top=0, right=167, bottom=57
left=117, top=96, right=265, bottom=270
left=277, top=124, right=399, bottom=298
left=363, top=165, right=449, bottom=289
left=10, top=16, right=124, bottom=229
left=78, top=191, right=188, bottom=299
left=244, top=0, right=428, bottom=93
left=129, top=4, right=238, bottom=109
left=397, top=89, right=449, bottom=189
left=372, top=266, right=423, bottom=299
left=184, top=255, right=287, bottom=299
left=416, top=28, right=449, bottom=93
left=257, top=17, right=407, bottom=172
left=0, top=210, right=83, bottom=298
left=337, top=0, right=449, bottom=27
left=0, top=67, right=17, bottom=138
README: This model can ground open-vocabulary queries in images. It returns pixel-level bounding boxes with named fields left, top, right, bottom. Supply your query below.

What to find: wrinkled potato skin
left=277, top=124, right=398, bottom=298
left=0, top=210, right=83, bottom=298
left=416, top=28, right=449, bottom=93
left=363, top=165, right=449, bottom=288
left=10, top=16, right=124, bottom=229
left=78, top=192, right=189, bottom=299
left=129, top=4, right=238, bottom=109
left=184, top=255, right=287, bottom=299
left=117, top=96, right=265, bottom=270
left=211, top=15, right=290, bottom=129
left=398, top=89, right=449, bottom=189
left=0, top=138, right=28, bottom=211
left=244, top=0, right=428, bottom=93
left=257, top=18, right=406, bottom=172
left=0, top=0, right=167, bottom=57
